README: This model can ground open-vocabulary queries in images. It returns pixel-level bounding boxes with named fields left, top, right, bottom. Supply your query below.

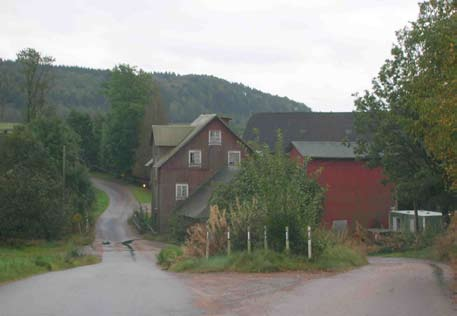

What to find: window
left=188, top=150, right=202, bottom=167
left=176, top=183, right=188, bottom=200
left=209, top=130, right=222, bottom=145
left=228, top=150, right=241, bottom=167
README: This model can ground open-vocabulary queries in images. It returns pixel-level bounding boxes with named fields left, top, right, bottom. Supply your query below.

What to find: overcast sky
left=1, top=0, right=420, bottom=112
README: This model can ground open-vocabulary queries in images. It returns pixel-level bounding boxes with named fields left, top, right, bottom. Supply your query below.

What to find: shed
left=390, top=210, right=443, bottom=233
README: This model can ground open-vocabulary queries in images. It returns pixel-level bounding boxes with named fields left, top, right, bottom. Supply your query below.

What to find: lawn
left=0, top=240, right=100, bottom=284
left=91, top=172, right=151, bottom=204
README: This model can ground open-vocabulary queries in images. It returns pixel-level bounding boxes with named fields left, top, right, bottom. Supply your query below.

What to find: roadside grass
left=372, top=246, right=438, bottom=261
left=0, top=187, right=109, bottom=284
left=91, top=171, right=151, bottom=204
left=0, top=240, right=100, bottom=284
left=159, top=244, right=367, bottom=273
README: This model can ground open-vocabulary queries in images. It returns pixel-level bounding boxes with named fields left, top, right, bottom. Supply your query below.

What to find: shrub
left=434, top=215, right=457, bottom=262
left=184, top=206, right=228, bottom=257
left=210, top=132, right=325, bottom=255
left=156, top=245, right=183, bottom=269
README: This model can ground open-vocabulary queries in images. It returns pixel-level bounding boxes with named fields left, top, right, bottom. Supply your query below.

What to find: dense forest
left=0, top=59, right=310, bottom=131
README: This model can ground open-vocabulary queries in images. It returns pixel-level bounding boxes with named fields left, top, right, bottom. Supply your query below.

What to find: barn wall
left=157, top=119, right=248, bottom=232
left=291, top=148, right=393, bottom=229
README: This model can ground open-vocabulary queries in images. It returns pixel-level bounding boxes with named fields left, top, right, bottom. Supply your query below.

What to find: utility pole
left=62, top=145, right=66, bottom=204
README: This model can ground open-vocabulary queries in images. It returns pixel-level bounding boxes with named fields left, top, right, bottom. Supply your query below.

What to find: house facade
left=244, top=112, right=394, bottom=230
left=148, top=114, right=249, bottom=232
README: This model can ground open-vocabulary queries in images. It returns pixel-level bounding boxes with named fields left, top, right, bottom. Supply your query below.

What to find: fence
left=204, top=224, right=313, bottom=259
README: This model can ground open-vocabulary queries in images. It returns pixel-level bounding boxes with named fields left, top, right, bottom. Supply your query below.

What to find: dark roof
left=291, top=141, right=357, bottom=159
left=243, top=112, right=356, bottom=151
left=175, top=167, right=239, bottom=219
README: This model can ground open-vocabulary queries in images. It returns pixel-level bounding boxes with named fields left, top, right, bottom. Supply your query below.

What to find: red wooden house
left=244, top=112, right=393, bottom=230
left=147, top=114, right=250, bottom=232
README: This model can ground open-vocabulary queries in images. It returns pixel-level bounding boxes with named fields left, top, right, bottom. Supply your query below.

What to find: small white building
left=390, top=210, right=443, bottom=233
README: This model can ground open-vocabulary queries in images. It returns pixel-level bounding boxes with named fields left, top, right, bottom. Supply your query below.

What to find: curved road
left=0, top=178, right=201, bottom=316
left=0, top=178, right=455, bottom=316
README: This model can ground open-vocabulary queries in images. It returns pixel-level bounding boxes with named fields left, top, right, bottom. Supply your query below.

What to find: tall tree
left=16, top=48, right=55, bottom=122
left=104, top=64, right=166, bottom=176
left=66, top=110, right=99, bottom=168
left=354, top=0, right=456, bottom=230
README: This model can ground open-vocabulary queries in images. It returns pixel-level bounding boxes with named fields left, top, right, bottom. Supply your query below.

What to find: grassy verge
left=0, top=187, right=109, bottom=284
left=158, top=244, right=367, bottom=273
left=0, top=239, right=100, bottom=284
left=91, top=171, right=151, bottom=204
left=372, top=246, right=438, bottom=261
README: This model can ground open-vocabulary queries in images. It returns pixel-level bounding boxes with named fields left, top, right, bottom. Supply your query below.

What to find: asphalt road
left=0, top=178, right=455, bottom=316
left=0, top=178, right=200, bottom=316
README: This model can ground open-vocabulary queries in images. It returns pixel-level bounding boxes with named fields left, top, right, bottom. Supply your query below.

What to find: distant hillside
left=0, top=59, right=310, bottom=130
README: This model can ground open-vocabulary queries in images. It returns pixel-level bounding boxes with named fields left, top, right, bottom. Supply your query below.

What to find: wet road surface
left=0, top=178, right=200, bottom=316
left=183, top=257, right=456, bottom=316
left=0, top=178, right=455, bottom=316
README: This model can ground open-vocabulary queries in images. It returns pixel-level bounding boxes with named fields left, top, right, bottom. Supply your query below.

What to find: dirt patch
left=180, top=271, right=330, bottom=315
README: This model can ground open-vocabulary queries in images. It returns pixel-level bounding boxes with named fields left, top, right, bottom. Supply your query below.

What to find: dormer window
left=189, top=150, right=202, bottom=167
left=209, top=130, right=222, bottom=145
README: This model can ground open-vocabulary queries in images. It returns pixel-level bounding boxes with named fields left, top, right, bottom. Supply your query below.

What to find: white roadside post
left=227, top=227, right=231, bottom=256
left=247, top=226, right=251, bottom=254
left=307, top=226, right=312, bottom=259
left=285, top=226, right=290, bottom=253
left=264, top=225, right=268, bottom=250
left=206, top=225, right=210, bottom=260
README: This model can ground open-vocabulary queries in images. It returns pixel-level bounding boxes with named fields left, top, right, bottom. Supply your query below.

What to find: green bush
left=210, top=132, right=325, bottom=255
left=156, top=245, right=183, bottom=269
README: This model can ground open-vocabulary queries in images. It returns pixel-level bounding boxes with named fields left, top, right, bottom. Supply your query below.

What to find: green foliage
left=0, top=117, right=95, bottom=240
left=210, top=132, right=325, bottom=254
left=354, top=1, right=457, bottom=215
left=66, top=110, right=100, bottom=168
left=166, top=248, right=366, bottom=273
left=16, top=48, right=55, bottom=122
left=103, top=64, right=164, bottom=176
left=156, top=245, right=183, bottom=269
left=0, top=60, right=310, bottom=132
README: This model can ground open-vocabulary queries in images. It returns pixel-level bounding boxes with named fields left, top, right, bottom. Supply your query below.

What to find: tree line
left=0, top=59, right=310, bottom=133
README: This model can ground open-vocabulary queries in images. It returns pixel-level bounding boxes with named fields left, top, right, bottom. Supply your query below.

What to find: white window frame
left=188, top=150, right=202, bottom=167
left=209, top=130, right=222, bottom=145
left=228, top=150, right=241, bottom=167
left=175, top=183, right=189, bottom=201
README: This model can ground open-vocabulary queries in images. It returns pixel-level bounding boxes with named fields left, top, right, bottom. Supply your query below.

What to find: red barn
left=244, top=112, right=394, bottom=230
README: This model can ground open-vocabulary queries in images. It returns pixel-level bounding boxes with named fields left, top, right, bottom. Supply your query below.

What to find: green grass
left=374, top=246, right=438, bottom=261
left=159, top=244, right=367, bottom=273
left=91, top=172, right=151, bottom=204
left=0, top=122, right=20, bottom=130
left=92, top=188, right=109, bottom=218
left=0, top=187, right=109, bottom=284
left=0, top=240, right=100, bottom=284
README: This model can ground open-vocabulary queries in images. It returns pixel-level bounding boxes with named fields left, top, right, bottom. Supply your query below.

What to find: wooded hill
left=0, top=59, right=310, bottom=131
